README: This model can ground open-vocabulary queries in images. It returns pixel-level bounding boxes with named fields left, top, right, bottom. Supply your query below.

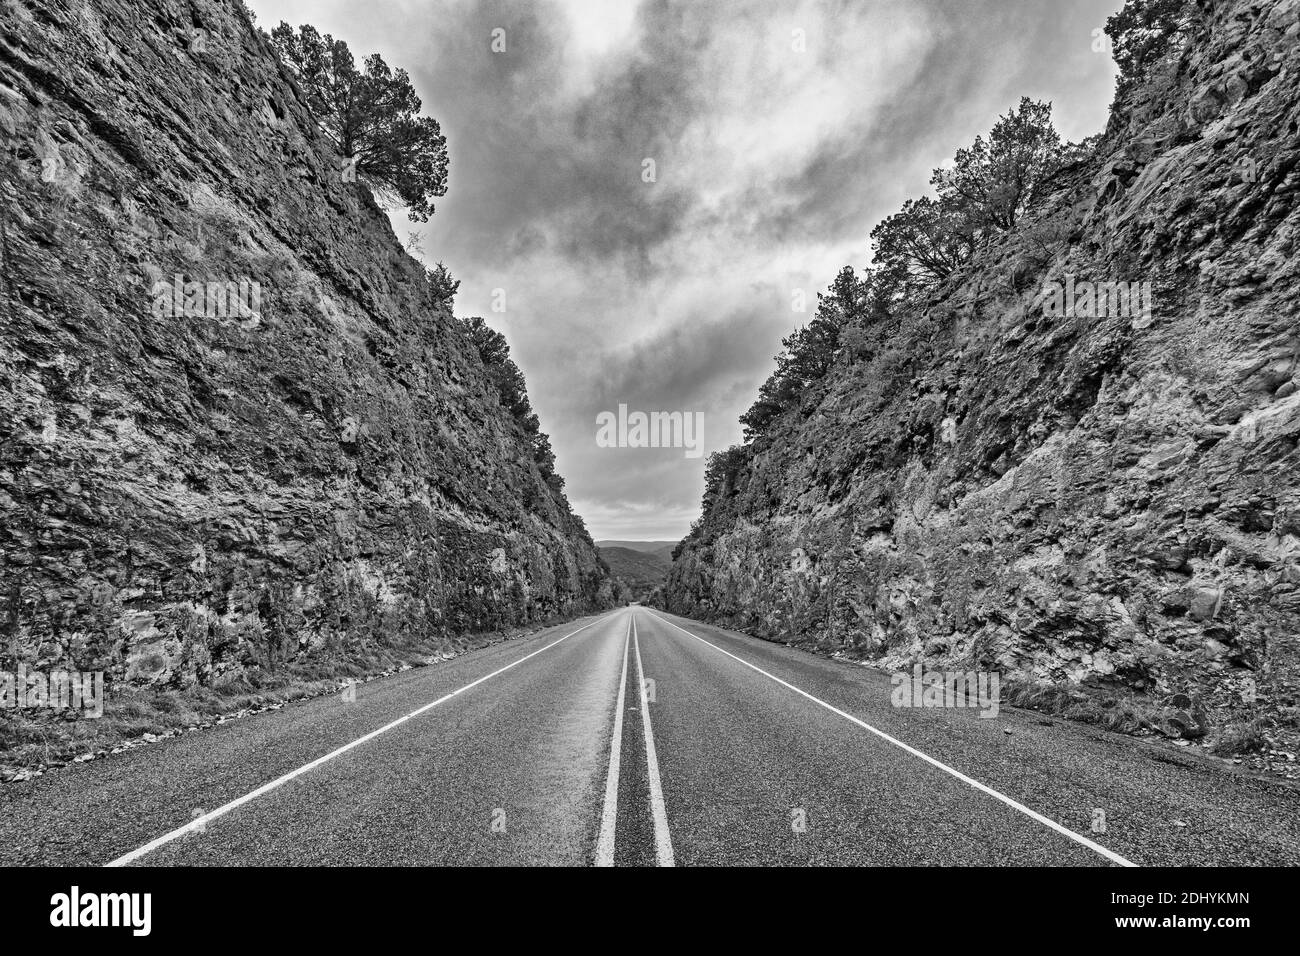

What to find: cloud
left=250, top=0, right=1121, bottom=540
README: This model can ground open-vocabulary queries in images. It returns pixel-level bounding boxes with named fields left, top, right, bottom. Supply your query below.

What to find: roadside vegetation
left=0, top=618, right=569, bottom=783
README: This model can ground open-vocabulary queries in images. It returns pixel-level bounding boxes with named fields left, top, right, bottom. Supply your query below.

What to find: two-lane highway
left=1, top=606, right=1298, bottom=866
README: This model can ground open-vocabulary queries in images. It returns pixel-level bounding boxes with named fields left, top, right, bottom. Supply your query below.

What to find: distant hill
left=598, top=545, right=673, bottom=602
left=596, top=540, right=678, bottom=562
left=597, top=539, right=677, bottom=553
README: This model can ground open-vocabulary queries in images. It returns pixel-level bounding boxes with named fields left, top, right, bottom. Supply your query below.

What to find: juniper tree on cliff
left=869, top=98, right=1068, bottom=290
left=270, top=23, right=449, bottom=221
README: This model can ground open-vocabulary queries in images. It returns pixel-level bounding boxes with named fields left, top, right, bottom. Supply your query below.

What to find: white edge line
left=594, top=615, right=631, bottom=866
left=106, top=611, right=617, bottom=868
left=643, top=609, right=1137, bottom=868
left=633, top=612, right=675, bottom=867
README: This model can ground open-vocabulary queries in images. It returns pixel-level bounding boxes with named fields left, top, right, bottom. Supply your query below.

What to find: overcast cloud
left=249, top=0, right=1121, bottom=540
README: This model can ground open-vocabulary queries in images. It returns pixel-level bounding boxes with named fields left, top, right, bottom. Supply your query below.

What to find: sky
left=247, top=0, right=1122, bottom=541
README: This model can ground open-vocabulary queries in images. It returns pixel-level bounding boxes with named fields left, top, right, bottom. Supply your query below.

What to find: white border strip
left=107, top=612, right=616, bottom=867
left=643, top=609, right=1136, bottom=868
left=594, top=615, right=632, bottom=866
left=633, top=613, right=675, bottom=867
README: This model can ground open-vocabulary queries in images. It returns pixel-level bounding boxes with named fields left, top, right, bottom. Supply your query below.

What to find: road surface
left=1, top=606, right=1297, bottom=866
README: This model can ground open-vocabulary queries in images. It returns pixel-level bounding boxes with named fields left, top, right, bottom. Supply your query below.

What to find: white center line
left=643, top=609, right=1137, bottom=868
left=106, top=611, right=619, bottom=868
left=594, top=615, right=631, bottom=866
left=633, top=612, right=675, bottom=867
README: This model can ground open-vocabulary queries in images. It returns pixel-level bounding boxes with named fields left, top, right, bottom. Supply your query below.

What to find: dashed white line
left=594, top=615, right=632, bottom=866
left=633, top=613, right=675, bottom=867
left=642, top=609, right=1137, bottom=868
left=106, top=611, right=619, bottom=868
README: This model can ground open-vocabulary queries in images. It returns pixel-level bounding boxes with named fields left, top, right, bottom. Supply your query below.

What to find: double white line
left=595, top=611, right=675, bottom=867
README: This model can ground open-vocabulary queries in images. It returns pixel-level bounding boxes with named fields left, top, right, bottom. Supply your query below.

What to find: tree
left=739, top=267, right=866, bottom=440
left=931, top=97, right=1066, bottom=233
left=869, top=98, right=1068, bottom=294
left=738, top=100, right=1071, bottom=442
left=461, top=318, right=558, bottom=478
left=270, top=23, right=449, bottom=221
left=869, top=197, right=976, bottom=290
left=425, top=261, right=459, bottom=308
left=701, top=445, right=750, bottom=509
left=1105, top=0, right=1196, bottom=94
left=463, top=317, right=530, bottom=417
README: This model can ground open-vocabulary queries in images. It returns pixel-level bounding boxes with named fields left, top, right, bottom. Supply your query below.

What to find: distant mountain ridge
left=596, top=540, right=678, bottom=555
left=596, top=542, right=676, bottom=601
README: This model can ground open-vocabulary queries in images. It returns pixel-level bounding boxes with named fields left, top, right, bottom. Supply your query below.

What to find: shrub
left=461, top=318, right=559, bottom=479
left=425, top=261, right=459, bottom=308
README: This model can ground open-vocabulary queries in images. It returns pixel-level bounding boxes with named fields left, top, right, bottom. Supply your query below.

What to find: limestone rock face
left=0, top=0, right=613, bottom=689
left=664, top=0, right=1298, bottom=740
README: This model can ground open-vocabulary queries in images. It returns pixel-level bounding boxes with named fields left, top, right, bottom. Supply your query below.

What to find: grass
left=1001, top=677, right=1289, bottom=761
left=1210, top=718, right=1270, bottom=757
left=1002, top=679, right=1167, bottom=736
left=0, top=676, right=343, bottom=778
left=0, top=616, right=575, bottom=781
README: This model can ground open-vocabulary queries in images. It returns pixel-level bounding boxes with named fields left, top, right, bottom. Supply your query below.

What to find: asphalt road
left=1, top=606, right=1298, bottom=866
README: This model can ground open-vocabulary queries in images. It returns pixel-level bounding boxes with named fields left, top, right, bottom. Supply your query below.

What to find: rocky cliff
left=664, top=0, right=1299, bottom=763
left=0, top=0, right=613, bottom=695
